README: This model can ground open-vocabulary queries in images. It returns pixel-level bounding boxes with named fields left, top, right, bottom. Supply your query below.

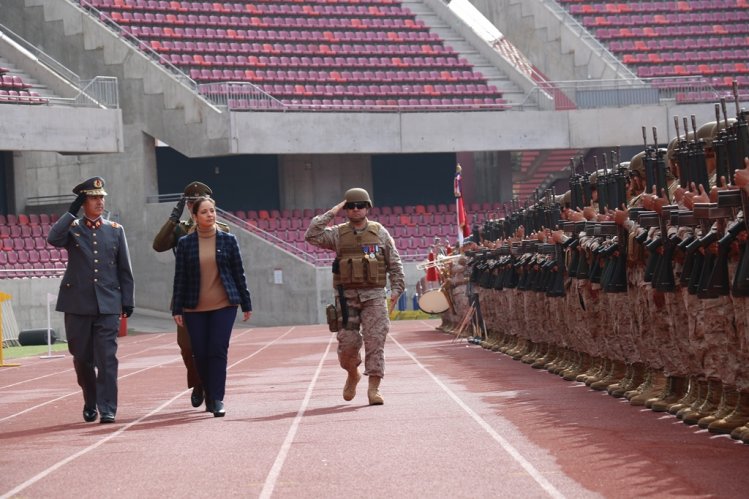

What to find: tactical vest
left=333, top=222, right=387, bottom=288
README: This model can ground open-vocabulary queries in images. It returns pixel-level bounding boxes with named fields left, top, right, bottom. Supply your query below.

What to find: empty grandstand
left=0, top=0, right=741, bottom=329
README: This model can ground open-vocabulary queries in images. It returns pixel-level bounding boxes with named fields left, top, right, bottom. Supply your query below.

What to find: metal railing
left=0, top=22, right=120, bottom=108
left=519, top=76, right=721, bottom=110
left=196, top=76, right=721, bottom=112
left=197, top=82, right=285, bottom=111
left=146, top=193, right=328, bottom=265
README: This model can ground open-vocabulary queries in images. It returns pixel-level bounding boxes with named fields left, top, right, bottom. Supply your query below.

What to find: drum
left=417, top=289, right=450, bottom=314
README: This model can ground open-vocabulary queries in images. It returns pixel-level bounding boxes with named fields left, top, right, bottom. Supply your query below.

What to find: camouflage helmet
left=696, top=121, right=718, bottom=149
left=344, top=187, right=373, bottom=207
left=629, top=151, right=645, bottom=178
left=554, top=190, right=571, bottom=205
left=587, top=169, right=606, bottom=185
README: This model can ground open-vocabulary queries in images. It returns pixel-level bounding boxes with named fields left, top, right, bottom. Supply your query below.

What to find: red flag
left=454, top=164, right=470, bottom=243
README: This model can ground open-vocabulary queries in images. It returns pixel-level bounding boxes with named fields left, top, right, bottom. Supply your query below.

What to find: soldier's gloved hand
left=122, top=306, right=134, bottom=318
left=169, top=196, right=186, bottom=223
left=68, top=193, right=86, bottom=215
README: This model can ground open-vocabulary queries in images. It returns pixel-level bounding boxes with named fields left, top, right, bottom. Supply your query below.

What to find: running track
left=1, top=320, right=748, bottom=498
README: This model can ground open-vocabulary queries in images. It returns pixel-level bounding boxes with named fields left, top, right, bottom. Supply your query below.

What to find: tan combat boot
left=709, top=390, right=749, bottom=435
left=699, top=385, right=737, bottom=429
left=368, top=376, right=384, bottom=405
left=650, top=376, right=689, bottom=412
left=682, top=379, right=722, bottom=425
left=343, top=368, right=361, bottom=401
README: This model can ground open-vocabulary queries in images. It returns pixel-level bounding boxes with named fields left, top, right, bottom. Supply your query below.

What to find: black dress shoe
left=205, top=399, right=215, bottom=413
left=83, top=406, right=98, bottom=423
left=212, top=400, right=225, bottom=418
left=191, top=386, right=204, bottom=408
left=99, top=413, right=116, bottom=424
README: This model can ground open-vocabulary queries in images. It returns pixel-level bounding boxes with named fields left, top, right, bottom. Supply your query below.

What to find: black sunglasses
left=345, top=202, right=368, bottom=210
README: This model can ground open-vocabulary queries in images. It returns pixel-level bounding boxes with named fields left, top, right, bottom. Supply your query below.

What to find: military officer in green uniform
left=153, top=181, right=230, bottom=410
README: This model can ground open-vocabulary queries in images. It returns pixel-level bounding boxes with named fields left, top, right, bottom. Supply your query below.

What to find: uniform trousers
left=177, top=323, right=201, bottom=390
left=337, top=293, right=389, bottom=378
left=184, top=306, right=237, bottom=402
left=65, top=313, right=120, bottom=415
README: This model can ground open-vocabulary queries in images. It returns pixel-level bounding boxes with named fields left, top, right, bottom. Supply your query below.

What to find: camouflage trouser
left=639, top=280, right=665, bottom=370
left=579, top=282, right=602, bottom=357
left=680, top=288, right=702, bottom=376
left=449, top=284, right=469, bottom=329
left=663, top=289, right=690, bottom=376
left=606, top=292, right=636, bottom=364
left=700, top=296, right=738, bottom=384
left=507, top=289, right=522, bottom=338
left=337, top=293, right=389, bottom=378
left=731, top=295, right=749, bottom=391
left=628, top=265, right=647, bottom=365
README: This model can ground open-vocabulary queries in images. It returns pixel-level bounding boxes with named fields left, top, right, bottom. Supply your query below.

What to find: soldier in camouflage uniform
left=305, top=188, right=405, bottom=405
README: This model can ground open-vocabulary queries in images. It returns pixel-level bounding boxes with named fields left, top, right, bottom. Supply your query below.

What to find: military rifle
left=714, top=102, right=731, bottom=186
left=672, top=210, right=697, bottom=287
left=730, top=80, right=749, bottom=296
left=637, top=210, right=661, bottom=283
left=643, top=125, right=657, bottom=193
left=653, top=127, right=670, bottom=202
left=652, top=203, right=678, bottom=292
left=685, top=203, right=716, bottom=295
left=707, top=190, right=744, bottom=296
left=594, top=156, right=607, bottom=215
left=690, top=115, right=711, bottom=192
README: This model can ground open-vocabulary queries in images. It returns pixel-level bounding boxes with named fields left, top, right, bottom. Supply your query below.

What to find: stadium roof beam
left=228, top=102, right=717, bottom=155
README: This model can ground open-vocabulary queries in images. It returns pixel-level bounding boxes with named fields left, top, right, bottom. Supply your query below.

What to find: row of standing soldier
left=438, top=80, right=749, bottom=445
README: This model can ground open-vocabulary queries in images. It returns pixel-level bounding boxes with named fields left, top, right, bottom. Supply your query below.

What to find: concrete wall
left=467, top=0, right=634, bottom=82
left=0, top=105, right=122, bottom=153
left=279, top=154, right=372, bottom=211
left=230, top=104, right=718, bottom=153
left=0, top=277, right=66, bottom=340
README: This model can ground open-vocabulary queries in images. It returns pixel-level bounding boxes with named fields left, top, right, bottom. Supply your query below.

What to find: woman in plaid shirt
left=172, top=197, right=252, bottom=417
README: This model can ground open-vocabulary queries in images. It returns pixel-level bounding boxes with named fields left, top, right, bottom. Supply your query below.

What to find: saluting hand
left=332, top=200, right=347, bottom=215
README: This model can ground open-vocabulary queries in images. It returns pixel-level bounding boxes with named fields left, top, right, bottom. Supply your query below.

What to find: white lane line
left=0, top=328, right=259, bottom=419
left=0, top=390, right=187, bottom=499
left=0, top=356, right=184, bottom=424
left=259, top=332, right=334, bottom=499
left=390, top=334, right=567, bottom=499
left=0, top=326, right=296, bottom=497
left=0, top=333, right=174, bottom=390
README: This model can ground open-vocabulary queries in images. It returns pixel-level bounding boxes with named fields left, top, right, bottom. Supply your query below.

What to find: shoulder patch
left=217, top=221, right=231, bottom=233
left=110, top=221, right=122, bottom=229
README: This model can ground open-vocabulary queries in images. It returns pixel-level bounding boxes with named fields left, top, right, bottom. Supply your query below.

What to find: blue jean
left=184, top=306, right=237, bottom=402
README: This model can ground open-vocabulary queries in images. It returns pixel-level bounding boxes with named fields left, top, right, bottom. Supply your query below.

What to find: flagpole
left=455, top=163, right=464, bottom=246
left=456, top=198, right=463, bottom=246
